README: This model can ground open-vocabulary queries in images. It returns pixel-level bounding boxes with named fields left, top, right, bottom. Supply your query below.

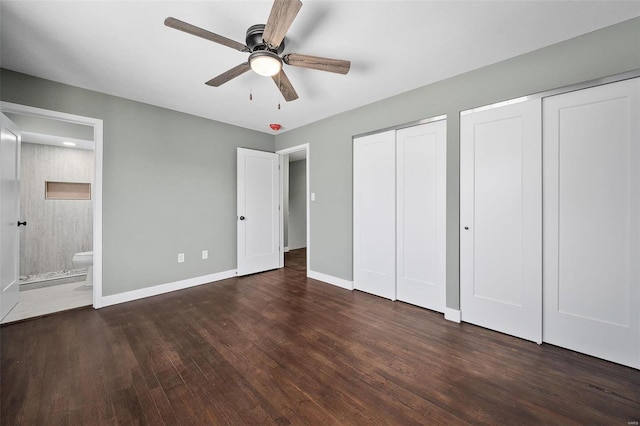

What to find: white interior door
left=460, top=99, right=542, bottom=343
left=543, top=78, right=640, bottom=368
left=396, top=120, right=447, bottom=312
left=353, top=130, right=396, bottom=300
left=237, top=148, right=279, bottom=276
left=1, top=113, right=21, bottom=320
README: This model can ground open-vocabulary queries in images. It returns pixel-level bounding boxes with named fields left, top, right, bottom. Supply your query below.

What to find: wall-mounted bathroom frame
left=0, top=101, right=103, bottom=309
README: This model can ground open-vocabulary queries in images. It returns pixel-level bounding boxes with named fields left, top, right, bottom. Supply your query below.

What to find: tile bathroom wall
left=20, top=142, right=94, bottom=276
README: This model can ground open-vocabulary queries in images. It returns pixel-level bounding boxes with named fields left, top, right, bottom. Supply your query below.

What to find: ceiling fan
left=165, top=0, right=351, bottom=102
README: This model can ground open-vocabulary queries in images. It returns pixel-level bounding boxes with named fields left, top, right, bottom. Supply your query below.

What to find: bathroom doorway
left=277, top=144, right=309, bottom=274
left=0, top=102, right=103, bottom=323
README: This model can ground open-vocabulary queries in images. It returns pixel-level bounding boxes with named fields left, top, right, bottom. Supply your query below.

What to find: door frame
left=0, top=113, right=21, bottom=319
left=276, top=143, right=310, bottom=273
left=0, top=101, right=104, bottom=309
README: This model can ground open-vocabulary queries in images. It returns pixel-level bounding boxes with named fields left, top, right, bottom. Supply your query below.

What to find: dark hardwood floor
left=284, top=248, right=306, bottom=272
left=1, top=258, right=638, bottom=425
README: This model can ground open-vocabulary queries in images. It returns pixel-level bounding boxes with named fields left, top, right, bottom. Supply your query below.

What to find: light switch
left=202, top=250, right=208, bottom=260
left=311, top=192, right=316, bottom=201
left=178, top=253, right=185, bottom=263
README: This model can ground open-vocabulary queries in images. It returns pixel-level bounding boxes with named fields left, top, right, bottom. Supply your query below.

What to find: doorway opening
left=277, top=144, right=309, bottom=274
left=0, top=102, right=103, bottom=323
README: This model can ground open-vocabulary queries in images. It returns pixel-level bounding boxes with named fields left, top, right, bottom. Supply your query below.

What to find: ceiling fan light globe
left=249, top=51, right=282, bottom=77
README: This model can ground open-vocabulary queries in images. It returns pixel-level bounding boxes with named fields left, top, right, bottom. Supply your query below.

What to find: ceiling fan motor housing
left=246, top=24, right=285, bottom=53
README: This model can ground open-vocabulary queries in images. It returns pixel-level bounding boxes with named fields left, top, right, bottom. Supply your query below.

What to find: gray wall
left=288, top=159, right=306, bottom=250
left=274, top=17, right=640, bottom=310
left=1, top=69, right=275, bottom=296
left=20, top=142, right=94, bottom=276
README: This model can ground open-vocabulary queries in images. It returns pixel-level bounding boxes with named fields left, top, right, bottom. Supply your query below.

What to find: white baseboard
left=98, top=269, right=237, bottom=308
left=308, top=270, right=354, bottom=290
left=444, top=308, right=461, bottom=323
left=284, top=246, right=290, bottom=253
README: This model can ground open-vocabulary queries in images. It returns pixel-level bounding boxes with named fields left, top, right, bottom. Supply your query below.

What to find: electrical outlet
left=202, top=250, right=208, bottom=260
left=178, top=253, right=185, bottom=263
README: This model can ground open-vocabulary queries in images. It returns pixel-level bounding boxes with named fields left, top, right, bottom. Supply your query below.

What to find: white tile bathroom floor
left=1, top=280, right=92, bottom=324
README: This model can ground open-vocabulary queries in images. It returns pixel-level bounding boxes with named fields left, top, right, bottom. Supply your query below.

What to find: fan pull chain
left=277, top=73, right=282, bottom=110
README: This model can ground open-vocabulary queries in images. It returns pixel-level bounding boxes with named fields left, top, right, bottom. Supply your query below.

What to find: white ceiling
left=1, top=1, right=639, bottom=134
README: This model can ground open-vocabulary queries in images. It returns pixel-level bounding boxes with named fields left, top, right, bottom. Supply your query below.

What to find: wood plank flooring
left=2, top=253, right=639, bottom=425
left=284, top=248, right=306, bottom=273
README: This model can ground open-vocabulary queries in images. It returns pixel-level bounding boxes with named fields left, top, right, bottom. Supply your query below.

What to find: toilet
left=72, top=251, right=93, bottom=287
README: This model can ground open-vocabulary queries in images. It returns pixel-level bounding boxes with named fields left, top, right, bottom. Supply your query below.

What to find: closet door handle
left=239, top=216, right=246, bottom=221
left=464, top=226, right=469, bottom=230
left=17, top=221, right=27, bottom=227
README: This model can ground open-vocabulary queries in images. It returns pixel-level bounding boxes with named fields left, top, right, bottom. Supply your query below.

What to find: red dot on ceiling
left=269, top=123, right=282, bottom=131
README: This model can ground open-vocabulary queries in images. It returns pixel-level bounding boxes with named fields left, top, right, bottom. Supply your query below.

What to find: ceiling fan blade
left=206, top=63, right=251, bottom=87
left=283, top=53, right=351, bottom=75
left=272, top=69, right=299, bottom=102
left=165, top=17, right=249, bottom=52
left=263, top=0, right=303, bottom=49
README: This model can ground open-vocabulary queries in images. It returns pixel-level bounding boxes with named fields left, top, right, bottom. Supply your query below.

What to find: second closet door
left=396, top=121, right=447, bottom=312
left=353, top=130, right=396, bottom=300
left=543, top=78, right=640, bottom=368
left=460, top=99, right=542, bottom=343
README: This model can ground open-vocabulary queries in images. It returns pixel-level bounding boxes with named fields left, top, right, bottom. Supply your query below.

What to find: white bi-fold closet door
left=353, top=119, right=447, bottom=313
left=460, top=99, right=543, bottom=343
left=543, top=78, right=639, bottom=369
left=353, top=130, right=396, bottom=300
left=396, top=122, right=447, bottom=312
left=461, top=77, right=639, bottom=368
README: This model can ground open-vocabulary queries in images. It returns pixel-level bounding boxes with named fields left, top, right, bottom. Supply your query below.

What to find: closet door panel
left=543, top=78, right=640, bottom=368
left=396, top=120, right=446, bottom=312
left=473, top=117, right=523, bottom=304
left=460, top=99, right=542, bottom=343
left=353, top=130, right=396, bottom=300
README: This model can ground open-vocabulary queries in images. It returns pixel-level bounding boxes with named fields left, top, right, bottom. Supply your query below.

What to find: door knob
left=464, top=226, right=469, bottom=230
left=17, top=221, right=27, bottom=227
left=239, top=216, right=245, bottom=221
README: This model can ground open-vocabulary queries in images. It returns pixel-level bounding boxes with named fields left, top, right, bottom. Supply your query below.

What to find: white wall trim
left=308, top=270, right=354, bottom=291
left=284, top=246, right=290, bottom=253
left=444, top=308, right=461, bottom=323
left=0, top=101, right=105, bottom=309
left=100, top=269, right=237, bottom=308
